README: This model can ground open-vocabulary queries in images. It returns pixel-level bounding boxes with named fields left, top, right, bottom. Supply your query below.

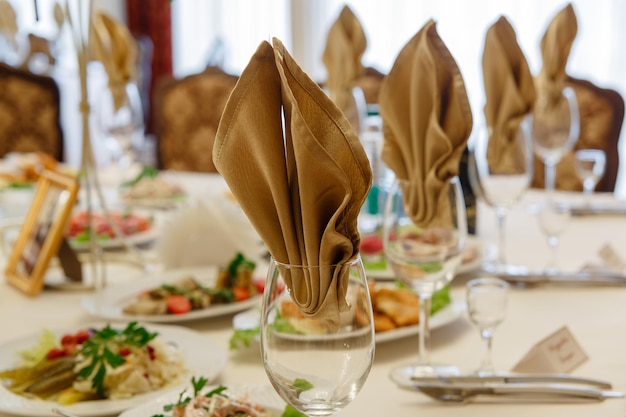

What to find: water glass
left=466, top=277, right=509, bottom=375
left=260, top=256, right=375, bottom=417
left=575, top=149, right=606, bottom=196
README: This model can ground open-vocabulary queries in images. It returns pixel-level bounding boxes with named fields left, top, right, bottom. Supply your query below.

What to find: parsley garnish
left=77, top=322, right=157, bottom=396
left=226, top=253, right=256, bottom=285
left=157, top=379, right=227, bottom=416
left=293, top=378, right=313, bottom=396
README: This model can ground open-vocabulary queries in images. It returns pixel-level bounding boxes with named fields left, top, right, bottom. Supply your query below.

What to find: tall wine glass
left=468, top=120, right=533, bottom=270
left=96, top=81, right=145, bottom=184
left=466, top=277, right=509, bottom=375
left=260, top=255, right=375, bottom=417
left=575, top=149, right=606, bottom=198
left=531, top=86, right=580, bottom=193
left=384, top=176, right=467, bottom=380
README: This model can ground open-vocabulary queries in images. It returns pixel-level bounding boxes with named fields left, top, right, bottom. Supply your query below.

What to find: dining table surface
left=1, top=170, right=626, bottom=417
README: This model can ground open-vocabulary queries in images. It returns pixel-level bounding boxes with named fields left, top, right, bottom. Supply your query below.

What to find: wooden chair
left=355, top=66, right=385, bottom=105
left=155, top=66, right=238, bottom=172
left=0, top=63, right=63, bottom=161
left=531, top=77, right=624, bottom=192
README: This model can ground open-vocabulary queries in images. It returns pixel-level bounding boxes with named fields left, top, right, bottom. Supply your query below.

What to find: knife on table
left=474, top=265, right=626, bottom=287
left=414, top=382, right=624, bottom=403
left=411, top=373, right=613, bottom=389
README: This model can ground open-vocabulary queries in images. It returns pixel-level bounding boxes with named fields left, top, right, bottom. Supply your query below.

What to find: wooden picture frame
left=5, top=170, right=79, bottom=296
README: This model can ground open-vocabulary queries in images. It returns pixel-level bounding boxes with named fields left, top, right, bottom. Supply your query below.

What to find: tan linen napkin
left=92, top=11, right=138, bottom=110
left=482, top=16, right=536, bottom=174
left=213, top=38, right=372, bottom=327
left=322, top=5, right=367, bottom=125
left=536, top=3, right=577, bottom=108
left=0, top=0, right=18, bottom=51
left=379, top=20, right=472, bottom=228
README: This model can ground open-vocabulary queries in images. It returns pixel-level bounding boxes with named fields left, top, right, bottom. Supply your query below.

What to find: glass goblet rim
left=467, top=276, right=510, bottom=291
left=270, top=254, right=363, bottom=270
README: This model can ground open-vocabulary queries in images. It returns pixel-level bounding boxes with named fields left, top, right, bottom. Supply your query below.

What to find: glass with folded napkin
left=379, top=20, right=473, bottom=380
left=469, top=16, right=535, bottom=271
left=213, top=38, right=374, bottom=417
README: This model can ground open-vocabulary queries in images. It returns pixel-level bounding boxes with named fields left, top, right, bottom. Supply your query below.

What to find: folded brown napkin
left=379, top=20, right=472, bottom=228
left=213, top=38, right=372, bottom=327
left=536, top=3, right=577, bottom=107
left=482, top=16, right=536, bottom=174
left=0, top=0, right=18, bottom=51
left=92, top=11, right=138, bottom=110
left=322, top=5, right=367, bottom=127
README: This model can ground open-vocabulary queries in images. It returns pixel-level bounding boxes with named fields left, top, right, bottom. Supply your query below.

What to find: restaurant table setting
left=3, top=5, right=626, bottom=417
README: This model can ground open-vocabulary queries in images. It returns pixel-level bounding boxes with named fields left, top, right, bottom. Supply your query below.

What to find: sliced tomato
left=46, top=347, right=66, bottom=360
left=360, top=235, right=383, bottom=255
left=167, top=295, right=192, bottom=314
left=252, top=278, right=265, bottom=295
left=232, top=286, right=251, bottom=302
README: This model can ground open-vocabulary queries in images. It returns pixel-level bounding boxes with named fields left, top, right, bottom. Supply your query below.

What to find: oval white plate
left=232, top=299, right=464, bottom=345
left=0, top=322, right=226, bottom=417
left=120, top=383, right=285, bottom=417
left=363, top=236, right=482, bottom=280
left=81, top=267, right=262, bottom=323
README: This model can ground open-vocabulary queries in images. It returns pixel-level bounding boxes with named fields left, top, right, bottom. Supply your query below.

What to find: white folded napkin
left=155, top=197, right=263, bottom=269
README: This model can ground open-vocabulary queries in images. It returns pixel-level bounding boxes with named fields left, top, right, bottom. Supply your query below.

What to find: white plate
left=0, top=322, right=227, bottom=417
left=119, top=383, right=285, bottom=417
left=363, top=236, right=482, bottom=280
left=81, top=267, right=262, bottom=323
left=232, top=299, right=464, bottom=345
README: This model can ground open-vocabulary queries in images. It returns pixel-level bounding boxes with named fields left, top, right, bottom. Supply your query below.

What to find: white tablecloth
left=1, top=175, right=626, bottom=417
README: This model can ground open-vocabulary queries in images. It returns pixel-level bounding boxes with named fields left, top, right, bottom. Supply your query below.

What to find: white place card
left=598, top=243, right=626, bottom=272
left=511, top=326, right=588, bottom=374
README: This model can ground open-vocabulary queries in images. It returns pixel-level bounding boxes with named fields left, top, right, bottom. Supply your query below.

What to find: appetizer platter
left=0, top=322, right=226, bottom=417
left=360, top=234, right=482, bottom=280
left=82, top=254, right=263, bottom=323
left=119, top=377, right=305, bottom=417
left=230, top=282, right=463, bottom=348
left=119, top=167, right=186, bottom=209
left=65, top=210, right=157, bottom=250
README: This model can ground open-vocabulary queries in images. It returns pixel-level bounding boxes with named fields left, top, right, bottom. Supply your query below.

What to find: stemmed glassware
left=95, top=81, right=145, bottom=184
left=466, top=277, right=509, bottom=375
left=383, top=176, right=467, bottom=380
left=468, top=121, right=533, bottom=270
left=575, top=149, right=606, bottom=197
left=260, top=256, right=375, bottom=417
left=537, top=199, right=571, bottom=273
left=531, top=86, right=580, bottom=193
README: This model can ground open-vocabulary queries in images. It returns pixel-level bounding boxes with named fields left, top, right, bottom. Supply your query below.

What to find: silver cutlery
left=411, top=373, right=613, bottom=389
left=570, top=205, right=626, bottom=217
left=475, top=264, right=626, bottom=287
left=414, top=382, right=624, bottom=403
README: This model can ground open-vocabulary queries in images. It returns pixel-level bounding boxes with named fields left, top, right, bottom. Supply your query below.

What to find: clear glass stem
left=416, top=293, right=432, bottom=369
left=546, top=235, right=559, bottom=272
left=478, top=328, right=495, bottom=375
left=545, top=161, right=557, bottom=195
left=495, top=206, right=507, bottom=268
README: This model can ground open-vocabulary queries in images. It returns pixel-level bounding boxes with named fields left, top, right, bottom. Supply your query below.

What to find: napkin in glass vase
left=379, top=20, right=473, bottom=228
left=92, top=11, right=138, bottom=110
left=322, top=5, right=367, bottom=129
left=536, top=3, right=577, bottom=109
left=213, top=38, right=372, bottom=327
left=482, top=16, right=536, bottom=174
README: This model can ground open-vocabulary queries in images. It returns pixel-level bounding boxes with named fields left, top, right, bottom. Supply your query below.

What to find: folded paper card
left=155, top=198, right=262, bottom=270
left=512, top=325, right=588, bottom=374
left=213, top=38, right=372, bottom=327
left=379, top=20, right=472, bottom=229
left=482, top=16, right=536, bottom=175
